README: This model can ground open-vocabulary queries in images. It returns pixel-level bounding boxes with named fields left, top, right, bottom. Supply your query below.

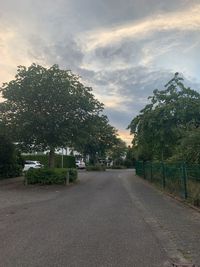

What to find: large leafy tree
left=128, top=73, right=200, bottom=161
left=0, top=64, right=103, bottom=167
left=124, top=145, right=136, bottom=167
left=73, top=114, right=118, bottom=163
left=107, top=138, right=127, bottom=165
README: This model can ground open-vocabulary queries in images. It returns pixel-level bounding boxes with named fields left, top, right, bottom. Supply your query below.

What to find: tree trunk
left=48, top=147, right=55, bottom=168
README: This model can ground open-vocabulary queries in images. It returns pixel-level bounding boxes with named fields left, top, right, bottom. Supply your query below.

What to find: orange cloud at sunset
left=118, top=130, right=133, bottom=146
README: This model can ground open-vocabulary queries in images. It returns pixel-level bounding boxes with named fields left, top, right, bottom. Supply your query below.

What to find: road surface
left=0, top=170, right=199, bottom=266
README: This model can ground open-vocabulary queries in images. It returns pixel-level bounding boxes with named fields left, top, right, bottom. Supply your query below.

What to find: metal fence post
left=181, top=162, right=188, bottom=199
left=66, top=170, right=70, bottom=185
left=162, top=162, right=166, bottom=189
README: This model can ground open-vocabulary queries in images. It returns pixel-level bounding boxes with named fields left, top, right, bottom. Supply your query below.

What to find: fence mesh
left=135, top=161, right=200, bottom=206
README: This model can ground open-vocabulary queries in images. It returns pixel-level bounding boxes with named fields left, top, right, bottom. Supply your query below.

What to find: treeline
left=0, top=64, right=127, bottom=173
left=128, top=73, right=200, bottom=163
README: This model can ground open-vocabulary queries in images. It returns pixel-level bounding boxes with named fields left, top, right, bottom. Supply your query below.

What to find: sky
left=0, top=0, right=200, bottom=145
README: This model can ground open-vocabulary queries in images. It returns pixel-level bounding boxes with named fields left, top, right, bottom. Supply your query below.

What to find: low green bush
left=86, top=165, right=106, bottom=171
left=187, top=180, right=200, bottom=206
left=25, top=168, right=78, bottom=185
left=0, top=163, right=22, bottom=179
left=0, top=134, right=23, bottom=179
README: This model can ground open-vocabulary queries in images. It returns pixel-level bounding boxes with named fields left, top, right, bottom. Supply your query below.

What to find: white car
left=75, top=160, right=86, bottom=169
left=23, top=160, right=44, bottom=172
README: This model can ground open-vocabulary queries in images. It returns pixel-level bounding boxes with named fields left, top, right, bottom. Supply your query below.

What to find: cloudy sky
left=1, top=0, right=200, bottom=144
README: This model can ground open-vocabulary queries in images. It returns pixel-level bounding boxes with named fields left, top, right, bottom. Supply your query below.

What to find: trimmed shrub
left=0, top=134, right=23, bottom=179
left=86, top=165, right=106, bottom=171
left=0, top=163, right=22, bottom=178
left=25, top=168, right=78, bottom=185
left=22, top=154, right=75, bottom=168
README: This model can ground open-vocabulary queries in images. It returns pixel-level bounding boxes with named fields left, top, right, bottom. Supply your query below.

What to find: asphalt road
left=0, top=170, right=199, bottom=267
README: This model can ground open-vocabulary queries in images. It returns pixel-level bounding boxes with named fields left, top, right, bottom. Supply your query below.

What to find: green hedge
left=0, top=163, right=22, bottom=179
left=0, top=134, right=23, bottom=179
left=86, top=165, right=106, bottom=171
left=22, top=154, right=75, bottom=168
left=25, top=168, right=78, bottom=185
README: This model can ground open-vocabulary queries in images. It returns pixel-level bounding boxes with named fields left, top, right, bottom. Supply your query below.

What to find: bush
left=25, top=168, right=78, bottom=185
left=0, top=163, right=22, bottom=179
left=86, top=165, right=106, bottom=171
left=114, top=158, right=124, bottom=166
left=0, top=134, right=23, bottom=179
left=187, top=180, right=200, bottom=206
left=22, top=154, right=75, bottom=168
left=123, top=159, right=134, bottom=168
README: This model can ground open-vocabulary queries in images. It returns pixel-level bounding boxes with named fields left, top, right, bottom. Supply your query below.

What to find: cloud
left=27, top=36, right=84, bottom=71
left=81, top=66, right=200, bottom=143
left=1, top=0, right=200, bottom=144
left=82, top=3, right=200, bottom=51
left=83, top=66, right=174, bottom=101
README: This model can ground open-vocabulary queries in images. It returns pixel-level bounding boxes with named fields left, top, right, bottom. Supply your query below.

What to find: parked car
left=75, top=160, right=86, bottom=169
left=23, top=160, right=44, bottom=172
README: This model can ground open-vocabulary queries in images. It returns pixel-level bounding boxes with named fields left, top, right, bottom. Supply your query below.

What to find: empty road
left=0, top=170, right=199, bottom=267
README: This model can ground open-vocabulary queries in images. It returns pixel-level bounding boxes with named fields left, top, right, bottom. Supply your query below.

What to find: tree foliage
left=0, top=64, right=105, bottom=167
left=124, top=146, right=136, bottom=167
left=107, top=138, right=127, bottom=164
left=170, top=128, right=200, bottom=164
left=74, top=114, right=118, bottom=163
left=128, top=73, right=200, bottom=162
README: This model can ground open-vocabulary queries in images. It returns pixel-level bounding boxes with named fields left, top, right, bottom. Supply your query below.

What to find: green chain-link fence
left=135, top=161, right=200, bottom=206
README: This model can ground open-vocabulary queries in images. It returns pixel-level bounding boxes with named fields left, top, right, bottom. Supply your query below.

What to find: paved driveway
left=0, top=170, right=199, bottom=266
